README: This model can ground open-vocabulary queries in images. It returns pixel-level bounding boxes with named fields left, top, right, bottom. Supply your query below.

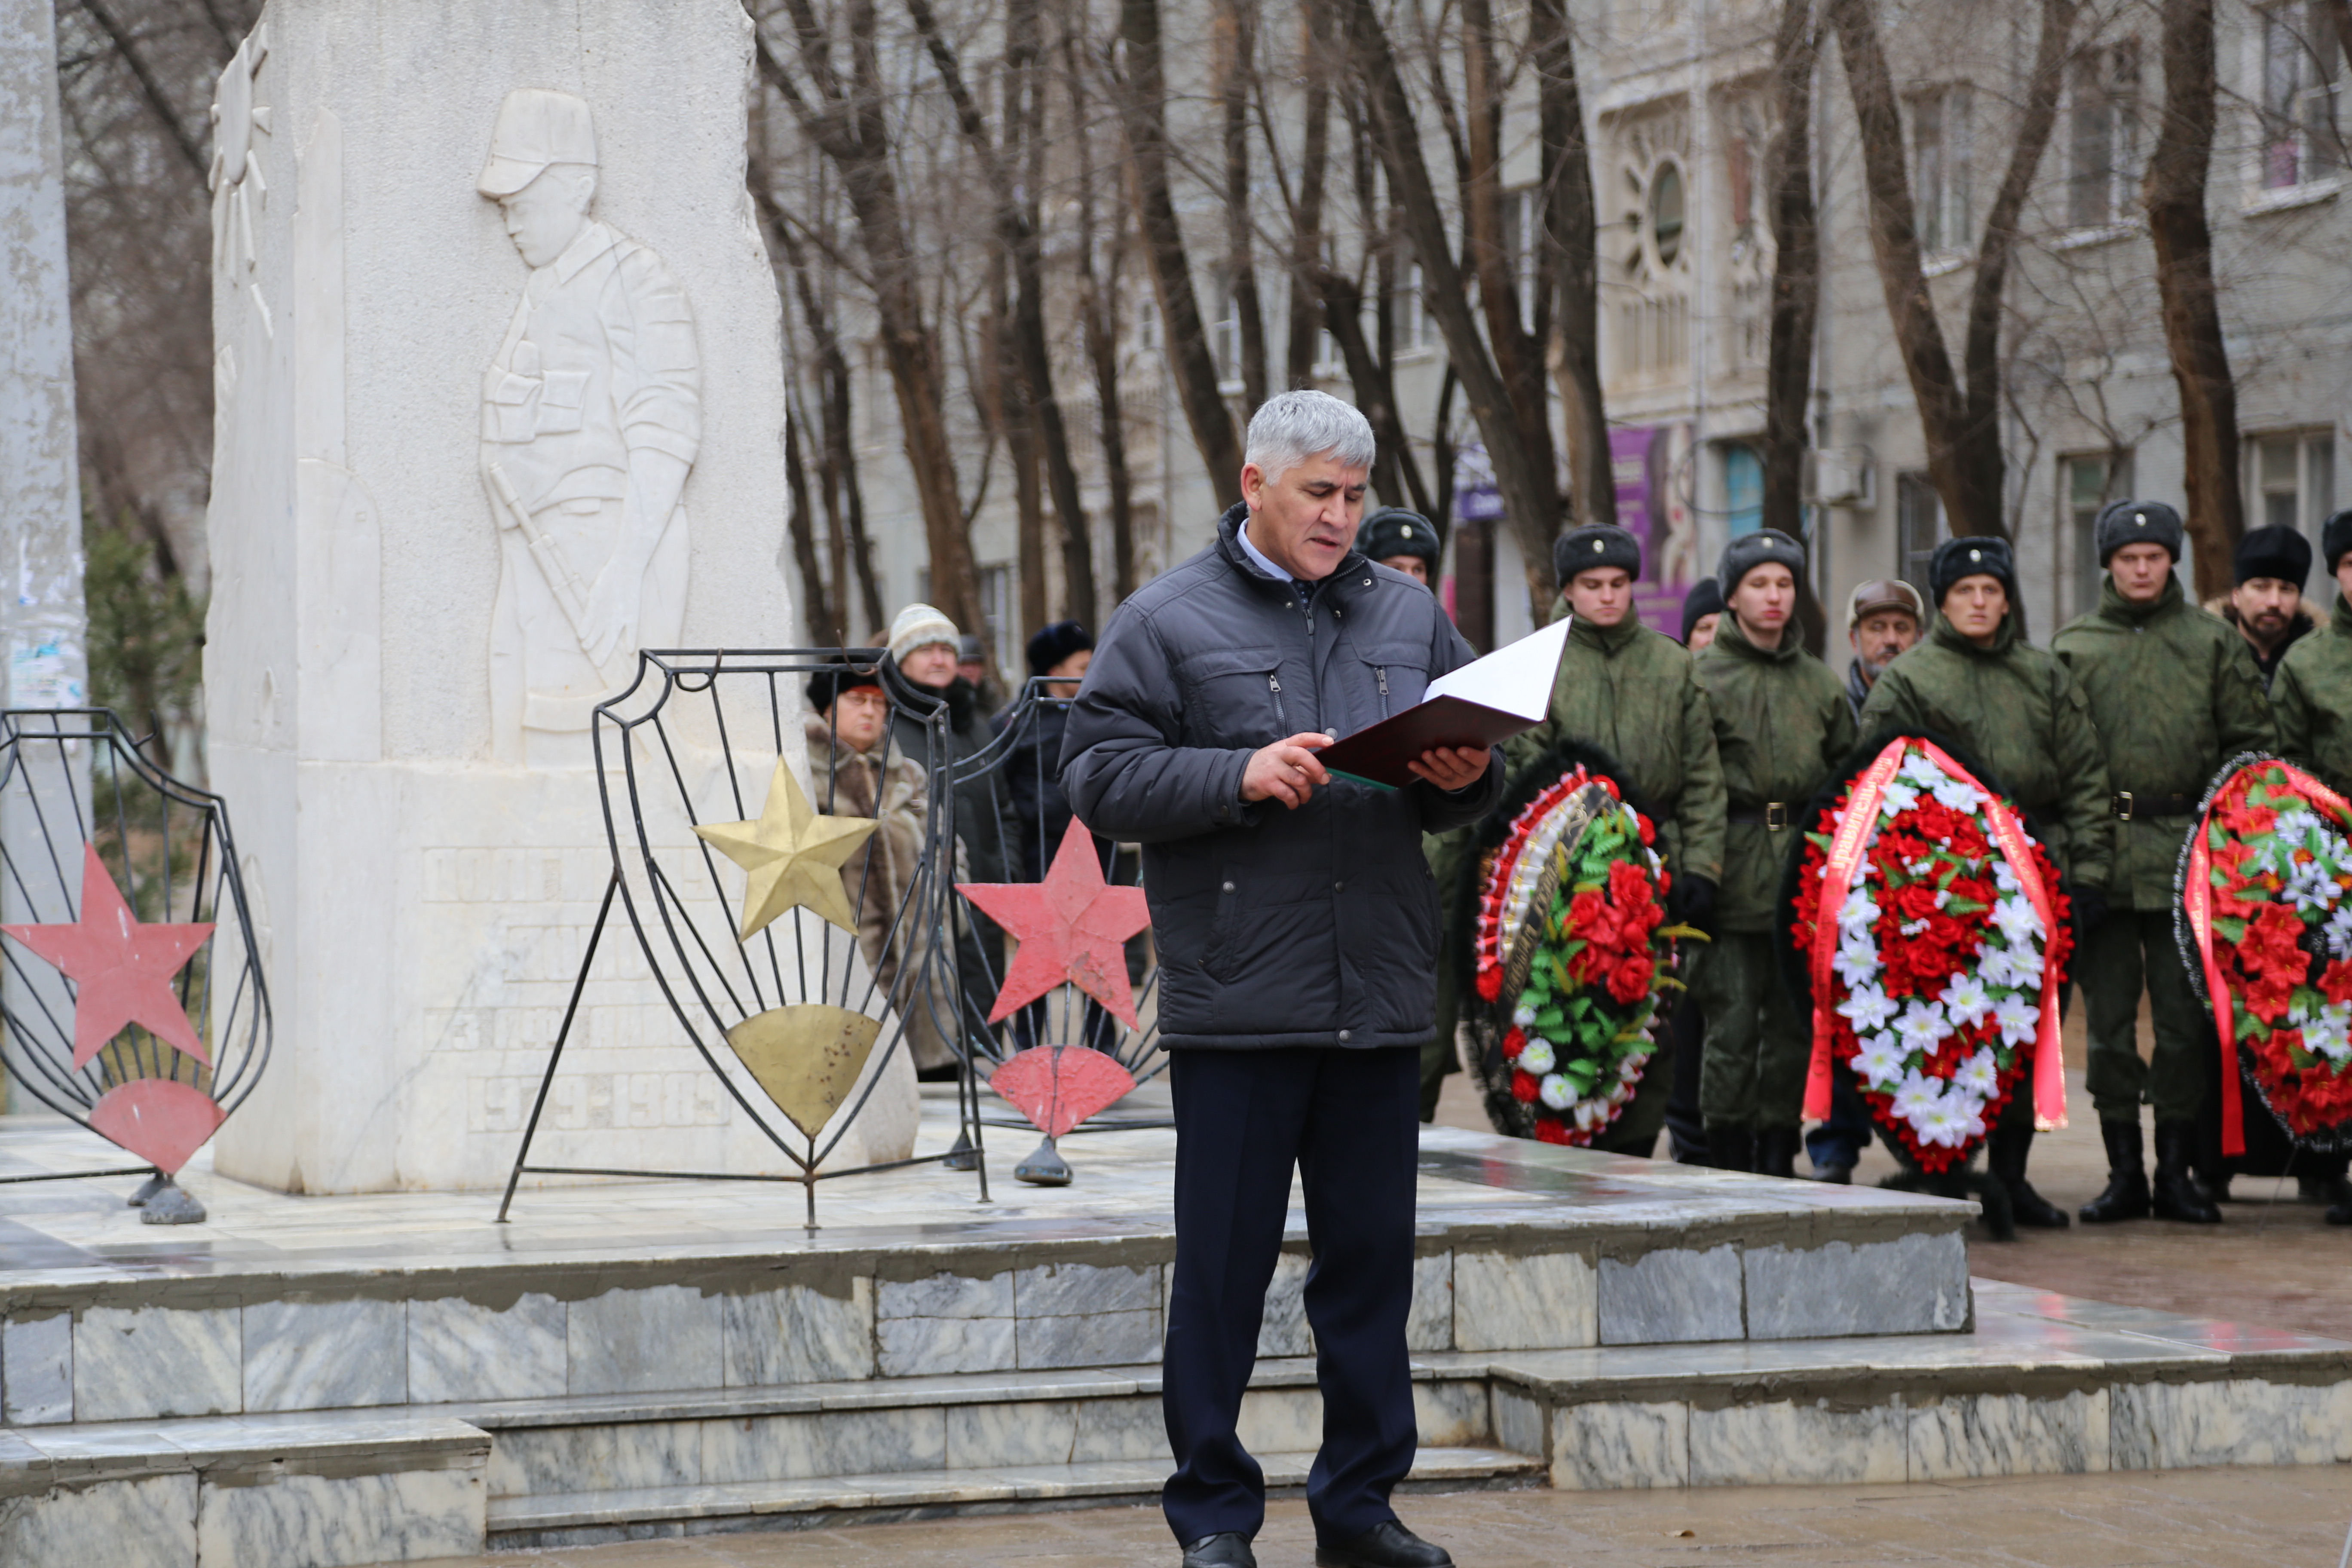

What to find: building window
left=1498, top=186, right=1541, bottom=330
left=2260, top=3, right=2343, bottom=190
left=1212, top=276, right=1244, bottom=391
left=978, top=563, right=1017, bottom=672
left=1723, top=443, right=1763, bottom=538
left=2248, top=429, right=2337, bottom=545
left=1912, top=88, right=1973, bottom=254
left=1132, top=283, right=1161, bottom=354
left=1897, top=472, right=1947, bottom=598
left=2063, top=453, right=2134, bottom=619
left=1396, top=263, right=1437, bottom=353
left=1648, top=162, right=1686, bottom=267
left=2068, top=42, right=2141, bottom=228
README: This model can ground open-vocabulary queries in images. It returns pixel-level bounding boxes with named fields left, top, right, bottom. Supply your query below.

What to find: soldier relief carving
left=477, top=89, right=701, bottom=765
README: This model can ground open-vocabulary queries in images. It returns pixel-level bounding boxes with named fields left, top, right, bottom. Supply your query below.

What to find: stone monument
left=0, top=0, right=93, bottom=1116
left=205, top=1, right=917, bottom=1191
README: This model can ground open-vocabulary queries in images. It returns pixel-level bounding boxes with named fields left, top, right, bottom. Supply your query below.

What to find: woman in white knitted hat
left=882, top=603, right=1023, bottom=1070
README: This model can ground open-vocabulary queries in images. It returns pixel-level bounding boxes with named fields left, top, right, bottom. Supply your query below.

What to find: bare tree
left=1341, top=0, right=1564, bottom=603
left=1761, top=0, right=1820, bottom=545
left=2144, top=0, right=2243, bottom=587
left=908, top=0, right=1098, bottom=624
left=755, top=6, right=989, bottom=643
left=1215, top=0, right=1270, bottom=408
left=782, top=390, right=841, bottom=641
left=1063, top=21, right=1142, bottom=601
left=750, top=164, right=887, bottom=637
left=1529, top=0, right=1611, bottom=531
left=1827, top=0, right=2077, bottom=538
left=1108, top=0, right=1245, bottom=506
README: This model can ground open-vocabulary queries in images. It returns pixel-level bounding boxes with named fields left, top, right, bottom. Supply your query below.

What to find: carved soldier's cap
left=478, top=88, right=599, bottom=198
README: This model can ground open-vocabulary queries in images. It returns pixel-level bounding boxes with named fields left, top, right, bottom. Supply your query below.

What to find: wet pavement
left=382, top=1464, right=2352, bottom=1566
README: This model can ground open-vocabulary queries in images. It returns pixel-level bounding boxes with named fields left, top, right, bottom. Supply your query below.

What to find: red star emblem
left=5, top=845, right=215, bottom=1070
left=959, top=817, right=1153, bottom=1028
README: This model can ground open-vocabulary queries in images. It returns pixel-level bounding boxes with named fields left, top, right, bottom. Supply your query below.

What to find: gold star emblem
left=694, top=761, right=880, bottom=940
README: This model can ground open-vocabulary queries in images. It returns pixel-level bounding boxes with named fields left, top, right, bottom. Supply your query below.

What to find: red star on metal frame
left=959, top=817, right=1153, bottom=1029
left=4, top=845, right=215, bottom=1070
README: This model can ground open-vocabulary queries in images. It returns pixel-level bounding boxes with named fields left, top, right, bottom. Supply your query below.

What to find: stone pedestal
left=204, top=0, right=915, bottom=1191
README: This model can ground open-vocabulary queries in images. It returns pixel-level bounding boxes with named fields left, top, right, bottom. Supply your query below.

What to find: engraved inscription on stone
left=477, top=88, right=701, bottom=766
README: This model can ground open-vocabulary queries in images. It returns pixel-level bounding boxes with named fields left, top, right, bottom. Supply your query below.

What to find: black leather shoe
left=1316, top=1520, right=1455, bottom=1568
left=1182, top=1533, right=1259, bottom=1568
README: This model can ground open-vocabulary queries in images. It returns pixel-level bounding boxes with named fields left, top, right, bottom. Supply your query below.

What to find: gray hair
left=1244, top=390, right=1377, bottom=482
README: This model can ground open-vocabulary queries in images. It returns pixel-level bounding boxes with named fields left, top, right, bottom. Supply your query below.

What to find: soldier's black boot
left=2079, top=1120, right=2150, bottom=1222
left=1754, top=1125, right=1801, bottom=1179
left=1984, top=1119, right=2069, bottom=1228
left=2153, top=1122, right=2222, bottom=1223
left=1707, top=1124, right=1755, bottom=1173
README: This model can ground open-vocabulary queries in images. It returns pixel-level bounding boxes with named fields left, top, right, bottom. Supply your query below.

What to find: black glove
left=2072, top=884, right=2109, bottom=940
left=1672, top=874, right=1718, bottom=933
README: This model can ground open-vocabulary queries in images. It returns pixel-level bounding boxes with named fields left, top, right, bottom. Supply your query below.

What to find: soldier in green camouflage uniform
left=2270, top=509, right=2352, bottom=1225
left=1859, top=535, right=2113, bottom=1228
left=1504, top=523, right=1727, bottom=1157
left=2054, top=500, right=2269, bottom=1225
left=1692, top=531, right=1857, bottom=1175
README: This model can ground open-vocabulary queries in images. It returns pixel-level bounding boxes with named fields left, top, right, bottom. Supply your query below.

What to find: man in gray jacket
left=1063, top=392, right=1501, bottom=1568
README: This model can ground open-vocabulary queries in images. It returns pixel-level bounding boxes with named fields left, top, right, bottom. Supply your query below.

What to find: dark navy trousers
left=1161, top=1045, right=1421, bottom=1547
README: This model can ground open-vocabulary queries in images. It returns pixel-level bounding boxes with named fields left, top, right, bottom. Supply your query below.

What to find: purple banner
left=1609, top=424, right=1699, bottom=637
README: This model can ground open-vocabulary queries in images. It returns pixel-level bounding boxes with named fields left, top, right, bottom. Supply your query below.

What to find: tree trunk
left=1341, top=0, right=1562, bottom=605
left=1462, top=0, right=1564, bottom=545
left=756, top=13, right=987, bottom=640
left=1763, top=0, right=1825, bottom=654
left=908, top=0, right=1096, bottom=626
left=1825, top=0, right=2073, bottom=539
left=748, top=163, right=885, bottom=636
left=2145, top=0, right=2244, bottom=591
left=1112, top=0, right=1245, bottom=505
left=1216, top=0, right=1270, bottom=409
left=1528, top=0, right=1611, bottom=530
left=783, top=391, right=840, bottom=643
left=1284, top=3, right=1332, bottom=388
left=1065, top=30, right=1141, bottom=603
left=1761, top=0, right=1819, bottom=544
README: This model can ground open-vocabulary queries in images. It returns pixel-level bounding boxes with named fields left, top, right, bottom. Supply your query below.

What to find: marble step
left=1492, top=1282, right=2352, bottom=1490
left=0, top=1407, right=489, bottom=1566
left=452, top=1357, right=1507, bottom=1513
left=487, top=1445, right=1543, bottom=1544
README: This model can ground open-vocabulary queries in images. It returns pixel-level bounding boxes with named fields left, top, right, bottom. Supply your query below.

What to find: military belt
left=2110, top=791, right=2196, bottom=821
left=1727, top=802, right=1793, bottom=830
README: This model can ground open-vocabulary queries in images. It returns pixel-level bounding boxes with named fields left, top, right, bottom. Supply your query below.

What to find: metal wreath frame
left=0, top=708, right=272, bottom=1182
left=948, top=677, right=1167, bottom=1142
left=496, top=649, right=991, bottom=1227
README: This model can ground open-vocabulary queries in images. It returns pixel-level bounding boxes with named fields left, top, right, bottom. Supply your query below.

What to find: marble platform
left=2, top=1097, right=2347, bottom=1562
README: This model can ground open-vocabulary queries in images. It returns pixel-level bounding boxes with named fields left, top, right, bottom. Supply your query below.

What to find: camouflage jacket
left=2274, top=595, right=2352, bottom=799
left=2051, top=578, right=2273, bottom=909
left=1694, top=618, right=1859, bottom=932
left=1857, top=609, right=2114, bottom=890
left=1504, top=611, right=1726, bottom=885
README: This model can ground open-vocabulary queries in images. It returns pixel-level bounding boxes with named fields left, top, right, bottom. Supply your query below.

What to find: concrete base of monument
left=1, top=1096, right=2348, bottom=1562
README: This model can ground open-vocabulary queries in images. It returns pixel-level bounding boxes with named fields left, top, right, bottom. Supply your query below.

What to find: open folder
left=1316, top=617, right=1572, bottom=789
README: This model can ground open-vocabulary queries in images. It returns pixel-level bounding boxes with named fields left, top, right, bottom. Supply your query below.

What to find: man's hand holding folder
left=1311, top=619, right=1573, bottom=790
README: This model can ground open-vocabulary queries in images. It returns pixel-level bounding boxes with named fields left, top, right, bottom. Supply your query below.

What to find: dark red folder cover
left=1315, top=697, right=1539, bottom=790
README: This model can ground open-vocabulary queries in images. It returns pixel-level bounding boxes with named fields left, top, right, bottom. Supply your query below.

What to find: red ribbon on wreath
left=2186, top=762, right=2352, bottom=1156
left=1802, top=738, right=2068, bottom=1131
